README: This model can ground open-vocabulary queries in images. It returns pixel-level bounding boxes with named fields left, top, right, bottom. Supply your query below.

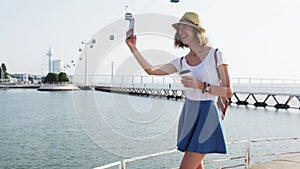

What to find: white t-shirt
left=170, top=48, right=229, bottom=101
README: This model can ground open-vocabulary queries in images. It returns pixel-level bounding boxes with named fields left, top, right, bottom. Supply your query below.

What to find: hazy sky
left=1, top=0, right=300, bottom=79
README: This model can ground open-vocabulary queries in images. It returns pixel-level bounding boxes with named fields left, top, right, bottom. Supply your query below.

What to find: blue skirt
left=177, top=99, right=227, bottom=154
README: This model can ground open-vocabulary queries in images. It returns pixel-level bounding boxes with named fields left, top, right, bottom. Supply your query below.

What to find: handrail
left=94, top=137, right=300, bottom=169
left=94, top=161, right=122, bottom=169
left=71, top=75, right=300, bottom=86
left=123, top=149, right=178, bottom=164
left=232, top=77, right=300, bottom=84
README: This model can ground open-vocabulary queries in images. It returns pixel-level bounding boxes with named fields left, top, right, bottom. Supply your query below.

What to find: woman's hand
left=125, top=30, right=137, bottom=53
left=181, top=76, right=199, bottom=88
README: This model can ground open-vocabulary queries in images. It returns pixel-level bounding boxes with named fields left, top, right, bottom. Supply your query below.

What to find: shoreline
left=0, top=84, right=80, bottom=91
left=0, top=84, right=41, bottom=89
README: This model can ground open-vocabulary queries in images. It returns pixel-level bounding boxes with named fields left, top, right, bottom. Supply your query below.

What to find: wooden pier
left=95, top=86, right=300, bottom=110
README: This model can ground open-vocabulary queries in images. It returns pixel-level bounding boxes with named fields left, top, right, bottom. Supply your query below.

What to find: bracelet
left=202, top=82, right=210, bottom=93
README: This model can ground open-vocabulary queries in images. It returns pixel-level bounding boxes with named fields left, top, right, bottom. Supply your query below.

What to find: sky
left=1, top=0, right=300, bottom=80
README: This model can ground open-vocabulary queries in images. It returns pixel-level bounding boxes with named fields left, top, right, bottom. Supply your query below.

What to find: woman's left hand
left=181, top=76, right=198, bottom=88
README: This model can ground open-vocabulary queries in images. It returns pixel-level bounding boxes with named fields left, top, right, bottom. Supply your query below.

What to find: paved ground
left=250, top=154, right=300, bottom=169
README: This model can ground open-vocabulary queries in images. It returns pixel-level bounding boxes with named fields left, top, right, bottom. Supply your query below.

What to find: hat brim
left=172, top=22, right=206, bottom=33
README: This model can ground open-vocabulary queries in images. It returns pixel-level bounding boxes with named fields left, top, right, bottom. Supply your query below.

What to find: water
left=1, top=86, right=300, bottom=169
left=0, top=90, right=120, bottom=169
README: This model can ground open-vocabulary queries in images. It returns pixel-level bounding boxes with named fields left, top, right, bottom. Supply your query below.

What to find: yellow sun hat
left=172, top=12, right=206, bottom=33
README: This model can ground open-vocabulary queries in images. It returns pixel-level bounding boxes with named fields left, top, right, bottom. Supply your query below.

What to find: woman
left=126, top=12, right=233, bottom=169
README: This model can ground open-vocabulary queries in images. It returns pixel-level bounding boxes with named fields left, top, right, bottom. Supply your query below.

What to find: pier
left=95, top=86, right=185, bottom=100
left=250, top=154, right=300, bottom=169
left=95, top=85, right=300, bottom=110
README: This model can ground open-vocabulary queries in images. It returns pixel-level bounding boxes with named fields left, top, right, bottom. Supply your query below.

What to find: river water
left=1, top=85, right=300, bottom=169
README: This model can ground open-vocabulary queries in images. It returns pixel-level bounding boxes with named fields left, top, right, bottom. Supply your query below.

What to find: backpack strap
left=179, top=56, right=184, bottom=70
left=214, top=48, right=220, bottom=80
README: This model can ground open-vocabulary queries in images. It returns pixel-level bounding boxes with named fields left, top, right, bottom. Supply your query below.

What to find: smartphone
left=179, top=69, right=192, bottom=76
left=128, top=18, right=134, bottom=39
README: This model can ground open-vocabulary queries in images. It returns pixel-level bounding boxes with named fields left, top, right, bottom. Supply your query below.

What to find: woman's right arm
left=126, top=35, right=177, bottom=76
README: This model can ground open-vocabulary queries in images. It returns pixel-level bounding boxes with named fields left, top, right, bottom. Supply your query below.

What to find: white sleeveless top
left=170, top=48, right=229, bottom=101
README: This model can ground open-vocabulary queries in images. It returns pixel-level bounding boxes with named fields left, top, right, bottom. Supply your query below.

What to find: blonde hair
left=174, top=27, right=209, bottom=48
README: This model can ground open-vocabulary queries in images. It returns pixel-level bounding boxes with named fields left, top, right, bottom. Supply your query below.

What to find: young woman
left=126, top=12, right=233, bottom=169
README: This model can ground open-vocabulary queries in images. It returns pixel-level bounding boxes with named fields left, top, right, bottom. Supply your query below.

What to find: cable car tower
left=47, top=47, right=53, bottom=73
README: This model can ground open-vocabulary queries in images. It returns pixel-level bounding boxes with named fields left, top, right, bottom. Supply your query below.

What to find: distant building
left=52, top=59, right=63, bottom=73
left=14, top=73, right=29, bottom=83
left=29, top=75, right=42, bottom=84
left=0, top=78, right=17, bottom=84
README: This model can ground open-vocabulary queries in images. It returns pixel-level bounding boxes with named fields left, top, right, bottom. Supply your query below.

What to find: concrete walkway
left=250, top=154, right=300, bottom=169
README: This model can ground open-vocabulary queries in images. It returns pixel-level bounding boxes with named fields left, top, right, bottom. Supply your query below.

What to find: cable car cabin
left=170, top=0, right=179, bottom=2
left=109, top=34, right=114, bottom=40
left=125, top=12, right=132, bottom=20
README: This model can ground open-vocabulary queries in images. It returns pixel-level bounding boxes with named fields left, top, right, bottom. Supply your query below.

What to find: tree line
left=43, top=72, right=69, bottom=84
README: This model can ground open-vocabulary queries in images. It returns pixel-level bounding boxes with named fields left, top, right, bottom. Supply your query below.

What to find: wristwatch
left=202, top=82, right=210, bottom=93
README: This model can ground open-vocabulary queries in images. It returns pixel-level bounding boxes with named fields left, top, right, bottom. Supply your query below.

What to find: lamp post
left=79, top=39, right=96, bottom=87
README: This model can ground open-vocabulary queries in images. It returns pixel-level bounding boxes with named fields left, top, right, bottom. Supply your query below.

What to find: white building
left=14, top=73, right=29, bottom=83
left=52, top=59, right=63, bottom=73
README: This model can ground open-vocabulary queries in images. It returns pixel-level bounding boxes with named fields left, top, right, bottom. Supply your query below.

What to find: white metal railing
left=94, top=161, right=122, bottom=169
left=94, top=137, right=300, bottom=169
left=232, top=77, right=300, bottom=85
left=71, top=75, right=300, bottom=87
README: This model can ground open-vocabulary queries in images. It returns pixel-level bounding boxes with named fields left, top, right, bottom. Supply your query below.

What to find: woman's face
left=177, top=24, right=195, bottom=45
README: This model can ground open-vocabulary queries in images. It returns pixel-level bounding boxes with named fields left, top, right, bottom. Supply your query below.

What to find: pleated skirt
left=177, top=99, right=227, bottom=154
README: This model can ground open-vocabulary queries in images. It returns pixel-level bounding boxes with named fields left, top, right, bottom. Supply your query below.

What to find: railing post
left=245, top=140, right=251, bottom=169
left=218, top=161, right=222, bottom=169
left=121, top=160, right=126, bottom=169
left=131, top=76, right=134, bottom=86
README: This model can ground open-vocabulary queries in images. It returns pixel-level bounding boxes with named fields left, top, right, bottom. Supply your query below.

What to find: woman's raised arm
left=126, top=35, right=178, bottom=75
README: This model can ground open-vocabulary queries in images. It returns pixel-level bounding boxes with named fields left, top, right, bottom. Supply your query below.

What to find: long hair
left=174, top=27, right=209, bottom=48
